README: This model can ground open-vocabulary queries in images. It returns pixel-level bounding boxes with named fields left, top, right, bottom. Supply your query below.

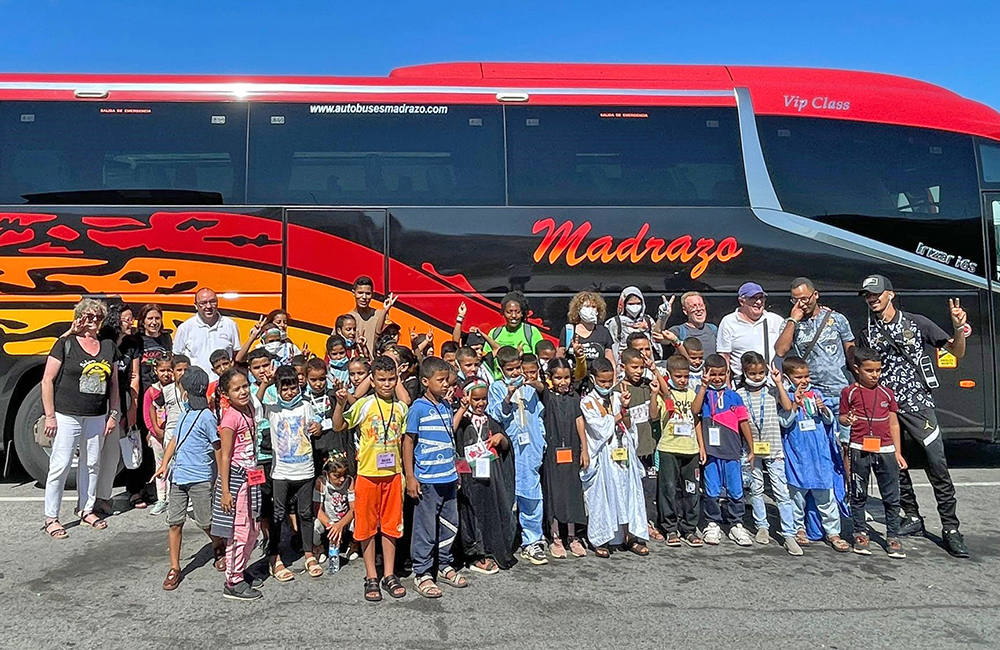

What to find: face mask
left=329, top=357, right=348, bottom=370
left=579, top=306, right=598, bottom=324
left=689, top=362, right=703, bottom=373
left=625, top=303, right=643, bottom=318
left=504, top=374, right=524, bottom=388
left=708, top=381, right=726, bottom=390
left=181, top=400, right=191, bottom=412
left=743, top=376, right=767, bottom=389
left=667, top=378, right=682, bottom=391
left=264, top=340, right=284, bottom=356
left=344, top=338, right=354, bottom=348
left=594, top=384, right=613, bottom=397
left=277, top=391, right=303, bottom=410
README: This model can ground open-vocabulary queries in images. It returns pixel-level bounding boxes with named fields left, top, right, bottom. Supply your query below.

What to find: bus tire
left=12, top=384, right=73, bottom=489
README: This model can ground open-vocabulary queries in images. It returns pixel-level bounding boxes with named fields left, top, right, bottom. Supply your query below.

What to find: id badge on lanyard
left=246, top=467, right=266, bottom=486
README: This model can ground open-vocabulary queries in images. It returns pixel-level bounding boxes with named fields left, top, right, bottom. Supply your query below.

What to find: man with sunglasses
left=716, top=282, right=784, bottom=378
left=173, top=288, right=241, bottom=381
left=774, top=277, right=855, bottom=419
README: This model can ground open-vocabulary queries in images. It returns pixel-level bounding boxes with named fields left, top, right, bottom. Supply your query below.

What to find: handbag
left=119, top=426, right=143, bottom=470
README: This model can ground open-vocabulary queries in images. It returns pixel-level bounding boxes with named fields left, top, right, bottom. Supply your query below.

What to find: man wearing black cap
left=857, top=274, right=970, bottom=557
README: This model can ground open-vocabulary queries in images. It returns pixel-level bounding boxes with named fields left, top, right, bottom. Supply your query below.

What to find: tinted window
left=506, top=107, right=748, bottom=206
left=979, top=141, right=1000, bottom=184
left=0, top=102, right=247, bottom=203
left=758, top=116, right=982, bottom=273
left=248, top=104, right=504, bottom=205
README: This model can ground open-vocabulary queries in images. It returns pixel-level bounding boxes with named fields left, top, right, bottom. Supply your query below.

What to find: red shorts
left=353, top=473, right=404, bottom=540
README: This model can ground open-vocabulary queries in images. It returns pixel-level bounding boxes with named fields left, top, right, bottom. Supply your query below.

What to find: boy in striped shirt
left=404, top=356, right=466, bottom=598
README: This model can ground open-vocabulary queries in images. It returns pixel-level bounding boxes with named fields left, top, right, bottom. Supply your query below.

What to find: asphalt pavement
left=2, top=466, right=999, bottom=649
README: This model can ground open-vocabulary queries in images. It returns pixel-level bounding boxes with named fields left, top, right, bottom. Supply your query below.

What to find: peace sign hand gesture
left=948, top=298, right=968, bottom=331
left=659, top=294, right=675, bottom=318
left=250, top=315, right=267, bottom=340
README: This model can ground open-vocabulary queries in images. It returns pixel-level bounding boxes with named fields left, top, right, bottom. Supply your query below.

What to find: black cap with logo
left=858, top=274, right=894, bottom=295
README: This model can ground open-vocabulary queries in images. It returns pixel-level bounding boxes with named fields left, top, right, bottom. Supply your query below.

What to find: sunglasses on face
left=80, top=313, right=101, bottom=323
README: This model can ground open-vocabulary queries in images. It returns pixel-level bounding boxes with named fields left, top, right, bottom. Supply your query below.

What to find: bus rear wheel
left=13, top=384, right=78, bottom=489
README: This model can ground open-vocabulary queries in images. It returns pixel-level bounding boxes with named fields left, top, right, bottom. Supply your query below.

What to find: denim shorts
left=166, top=481, right=213, bottom=528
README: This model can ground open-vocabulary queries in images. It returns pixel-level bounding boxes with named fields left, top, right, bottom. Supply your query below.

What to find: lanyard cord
left=744, top=389, right=767, bottom=439
left=374, top=398, right=395, bottom=445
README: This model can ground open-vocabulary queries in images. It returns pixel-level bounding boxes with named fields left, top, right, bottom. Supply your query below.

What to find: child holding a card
left=736, top=352, right=800, bottom=555
left=333, top=355, right=408, bottom=602
left=691, top=354, right=755, bottom=547
left=487, top=346, right=548, bottom=566
left=540, top=358, right=587, bottom=559
left=839, top=347, right=907, bottom=558
left=455, top=377, right=518, bottom=571
left=779, top=356, right=850, bottom=553
left=579, top=357, right=649, bottom=558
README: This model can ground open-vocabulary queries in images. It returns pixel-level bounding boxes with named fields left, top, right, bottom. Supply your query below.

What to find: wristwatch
left=108, top=410, right=121, bottom=422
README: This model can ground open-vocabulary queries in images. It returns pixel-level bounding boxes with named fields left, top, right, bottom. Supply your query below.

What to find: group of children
left=142, top=279, right=910, bottom=603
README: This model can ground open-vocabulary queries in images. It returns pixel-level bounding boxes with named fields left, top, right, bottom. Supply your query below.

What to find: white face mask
left=264, top=340, right=284, bottom=356
left=579, top=306, right=598, bottom=324
left=625, top=303, right=643, bottom=318
left=743, top=376, right=767, bottom=389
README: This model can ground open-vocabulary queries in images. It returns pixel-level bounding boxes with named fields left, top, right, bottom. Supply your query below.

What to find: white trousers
left=96, top=423, right=121, bottom=500
left=44, top=413, right=105, bottom=518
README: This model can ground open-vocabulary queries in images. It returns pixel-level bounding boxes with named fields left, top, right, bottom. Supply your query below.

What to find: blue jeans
left=701, top=457, right=744, bottom=525
left=742, top=456, right=796, bottom=538
left=516, top=495, right=543, bottom=547
left=790, top=486, right=841, bottom=537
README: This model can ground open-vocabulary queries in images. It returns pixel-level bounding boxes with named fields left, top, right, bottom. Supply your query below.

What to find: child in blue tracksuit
left=779, top=356, right=850, bottom=553
left=486, top=346, right=548, bottom=565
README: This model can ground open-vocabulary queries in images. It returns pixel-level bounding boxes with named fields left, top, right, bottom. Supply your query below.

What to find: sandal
left=42, top=519, right=68, bottom=539
left=438, top=566, right=468, bottom=588
left=628, top=540, right=650, bottom=556
left=414, top=574, right=442, bottom=598
left=594, top=545, right=610, bottom=558
left=795, top=530, right=811, bottom=546
left=269, top=562, right=295, bottom=582
left=828, top=535, right=851, bottom=553
left=130, top=495, right=148, bottom=510
left=381, top=574, right=407, bottom=599
left=470, top=557, right=500, bottom=575
left=79, top=512, right=107, bottom=529
left=364, top=577, right=383, bottom=602
left=214, top=548, right=227, bottom=572
left=162, top=568, right=182, bottom=591
left=305, top=557, right=324, bottom=578
left=647, top=523, right=665, bottom=542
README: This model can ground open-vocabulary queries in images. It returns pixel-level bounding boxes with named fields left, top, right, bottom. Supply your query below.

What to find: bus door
left=283, top=208, right=387, bottom=353
left=984, top=193, right=1000, bottom=440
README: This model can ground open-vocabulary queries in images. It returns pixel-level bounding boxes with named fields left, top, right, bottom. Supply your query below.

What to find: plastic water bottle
left=328, top=547, right=340, bottom=575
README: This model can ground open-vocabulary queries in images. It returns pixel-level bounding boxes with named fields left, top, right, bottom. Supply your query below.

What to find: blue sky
left=2, top=1, right=999, bottom=108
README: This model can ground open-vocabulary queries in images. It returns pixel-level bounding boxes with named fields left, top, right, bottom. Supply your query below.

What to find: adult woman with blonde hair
left=41, top=298, right=121, bottom=538
left=565, top=291, right=615, bottom=368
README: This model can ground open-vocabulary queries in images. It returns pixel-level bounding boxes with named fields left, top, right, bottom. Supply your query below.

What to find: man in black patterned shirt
left=857, top=275, right=970, bottom=558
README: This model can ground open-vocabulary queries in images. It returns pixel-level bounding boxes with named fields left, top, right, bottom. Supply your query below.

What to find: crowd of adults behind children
left=38, top=273, right=972, bottom=602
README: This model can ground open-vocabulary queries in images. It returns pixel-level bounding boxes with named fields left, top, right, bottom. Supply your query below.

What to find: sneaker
left=223, top=581, right=262, bottom=601
left=898, top=515, right=925, bottom=537
left=728, top=524, right=753, bottom=547
left=783, top=536, right=803, bottom=556
left=568, top=538, right=587, bottom=557
left=886, top=538, right=906, bottom=559
left=243, top=572, right=265, bottom=588
left=522, top=543, right=549, bottom=565
left=549, top=539, right=567, bottom=559
left=682, top=532, right=704, bottom=548
left=853, top=533, right=872, bottom=556
left=665, top=531, right=682, bottom=547
left=943, top=529, right=970, bottom=558
left=149, top=500, right=168, bottom=516
left=754, top=527, right=771, bottom=545
left=703, top=523, right=722, bottom=546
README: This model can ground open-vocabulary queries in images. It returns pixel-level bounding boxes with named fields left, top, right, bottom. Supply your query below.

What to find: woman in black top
left=42, top=298, right=121, bottom=538
left=564, top=291, right=615, bottom=377
left=136, top=303, right=173, bottom=394
left=94, top=302, right=144, bottom=512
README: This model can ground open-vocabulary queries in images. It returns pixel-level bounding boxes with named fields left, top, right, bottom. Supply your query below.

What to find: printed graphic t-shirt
left=219, top=406, right=257, bottom=471
left=266, top=402, right=317, bottom=481
left=344, top=395, right=408, bottom=478
left=50, top=336, right=118, bottom=417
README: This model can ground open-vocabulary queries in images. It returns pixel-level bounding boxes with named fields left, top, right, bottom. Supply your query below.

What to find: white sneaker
left=703, top=523, right=722, bottom=545
left=728, top=524, right=753, bottom=547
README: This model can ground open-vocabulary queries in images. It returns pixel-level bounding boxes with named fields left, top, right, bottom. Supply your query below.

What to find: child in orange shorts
left=333, top=355, right=408, bottom=603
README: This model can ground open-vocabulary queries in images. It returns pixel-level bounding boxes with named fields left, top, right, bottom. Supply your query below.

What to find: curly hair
left=567, top=291, right=607, bottom=324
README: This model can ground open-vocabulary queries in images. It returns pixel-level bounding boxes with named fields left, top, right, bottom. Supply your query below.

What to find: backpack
left=490, top=323, right=535, bottom=349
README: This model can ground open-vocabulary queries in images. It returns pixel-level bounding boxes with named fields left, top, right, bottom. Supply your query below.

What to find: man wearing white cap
left=716, top=282, right=785, bottom=377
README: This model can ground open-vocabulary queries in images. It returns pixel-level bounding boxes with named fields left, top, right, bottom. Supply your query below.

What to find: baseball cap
left=180, top=366, right=210, bottom=410
left=737, top=282, right=766, bottom=299
left=466, top=331, right=486, bottom=348
left=858, top=274, right=893, bottom=295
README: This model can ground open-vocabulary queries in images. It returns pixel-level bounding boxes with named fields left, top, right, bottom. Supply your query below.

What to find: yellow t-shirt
left=656, top=388, right=699, bottom=455
left=344, top=395, right=408, bottom=477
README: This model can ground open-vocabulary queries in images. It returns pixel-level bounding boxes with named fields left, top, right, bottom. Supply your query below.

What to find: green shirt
left=483, top=323, right=543, bottom=379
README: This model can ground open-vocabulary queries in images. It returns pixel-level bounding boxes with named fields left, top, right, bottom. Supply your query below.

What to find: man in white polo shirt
left=716, top=282, right=784, bottom=377
left=173, top=288, right=241, bottom=380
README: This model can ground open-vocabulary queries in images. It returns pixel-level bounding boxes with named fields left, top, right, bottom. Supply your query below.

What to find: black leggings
left=269, top=477, right=314, bottom=557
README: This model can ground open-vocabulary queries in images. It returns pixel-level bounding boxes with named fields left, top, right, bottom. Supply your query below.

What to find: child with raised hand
left=143, top=354, right=174, bottom=516
left=737, top=352, right=800, bottom=555
left=313, top=454, right=355, bottom=567
left=155, top=367, right=226, bottom=591
left=691, top=354, right=755, bottom=547
left=210, top=368, right=263, bottom=601
left=487, top=345, right=548, bottom=565
left=404, top=357, right=466, bottom=598
left=264, top=365, right=323, bottom=580
left=440, top=340, right=459, bottom=371
left=579, top=357, right=649, bottom=557
left=651, top=355, right=701, bottom=548
left=840, top=348, right=908, bottom=559
left=304, top=357, right=336, bottom=471
left=333, top=355, right=408, bottom=603
left=540, top=358, right=587, bottom=558
left=779, top=356, right=849, bottom=553
left=454, top=377, right=518, bottom=571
